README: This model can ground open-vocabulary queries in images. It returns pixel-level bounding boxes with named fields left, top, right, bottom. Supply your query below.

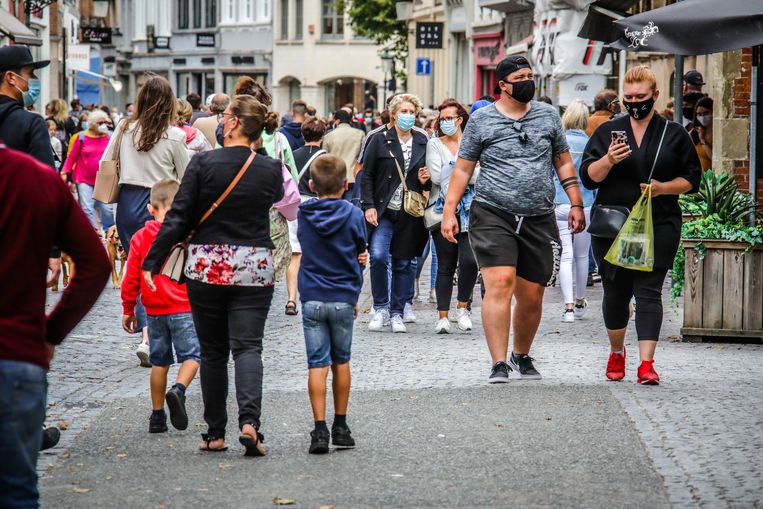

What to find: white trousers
left=554, top=204, right=592, bottom=305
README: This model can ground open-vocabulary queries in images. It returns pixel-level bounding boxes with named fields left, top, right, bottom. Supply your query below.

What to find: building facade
left=403, top=0, right=449, bottom=109
left=271, top=0, right=384, bottom=116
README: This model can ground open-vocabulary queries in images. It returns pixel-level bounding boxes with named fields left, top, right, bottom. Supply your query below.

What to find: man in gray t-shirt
left=441, top=55, right=586, bottom=384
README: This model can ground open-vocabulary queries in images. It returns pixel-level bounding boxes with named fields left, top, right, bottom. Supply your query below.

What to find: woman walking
left=581, top=66, right=701, bottom=384
left=553, top=99, right=595, bottom=323
left=361, top=93, right=431, bottom=333
left=60, top=109, right=115, bottom=232
left=426, top=99, right=479, bottom=334
left=143, top=95, right=284, bottom=455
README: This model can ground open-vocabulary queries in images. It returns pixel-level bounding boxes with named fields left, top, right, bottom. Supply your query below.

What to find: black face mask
left=682, top=106, right=694, bottom=120
left=623, top=96, right=655, bottom=120
left=505, top=79, right=535, bottom=104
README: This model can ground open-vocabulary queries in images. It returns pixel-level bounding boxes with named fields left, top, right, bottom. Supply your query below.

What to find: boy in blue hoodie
left=297, top=154, right=368, bottom=454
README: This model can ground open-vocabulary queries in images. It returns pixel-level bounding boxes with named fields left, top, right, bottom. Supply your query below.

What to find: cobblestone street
left=39, top=271, right=763, bottom=508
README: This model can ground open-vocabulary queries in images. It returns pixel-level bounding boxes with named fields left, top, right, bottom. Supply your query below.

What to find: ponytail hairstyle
left=132, top=75, right=177, bottom=152
left=233, top=76, right=273, bottom=107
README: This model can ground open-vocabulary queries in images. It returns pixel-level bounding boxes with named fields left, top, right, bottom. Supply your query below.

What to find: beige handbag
left=161, top=152, right=256, bottom=283
left=93, top=120, right=128, bottom=204
left=388, top=146, right=426, bottom=218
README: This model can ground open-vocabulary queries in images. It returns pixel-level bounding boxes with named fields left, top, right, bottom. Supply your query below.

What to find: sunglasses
left=512, top=121, right=529, bottom=144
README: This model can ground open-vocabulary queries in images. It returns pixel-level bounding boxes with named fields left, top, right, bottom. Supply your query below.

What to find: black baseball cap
left=683, top=70, right=705, bottom=87
left=493, top=56, right=532, bottom=94
left=0, top=45, right=50, bottom=73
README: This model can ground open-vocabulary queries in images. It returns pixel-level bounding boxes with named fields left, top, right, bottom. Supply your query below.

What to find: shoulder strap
left=384, top=130, right=409, bottom=192
left=647, top=120, right=669, bottom=182
left=298, top=149, right=327, bottom=180
left=79, top=131, right=85, bottom=143
left=111, top=119, right=129, bottom=170
left=184, top=151, right=256, bottom=243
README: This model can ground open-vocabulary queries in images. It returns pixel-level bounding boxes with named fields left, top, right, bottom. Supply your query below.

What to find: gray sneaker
left=488, top=361, right=511, bottom=383
left=508, top=353, right=542, bottom=380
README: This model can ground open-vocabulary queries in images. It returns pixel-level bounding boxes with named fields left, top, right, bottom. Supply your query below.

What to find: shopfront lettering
left=478, top=42, right=501, bottom=63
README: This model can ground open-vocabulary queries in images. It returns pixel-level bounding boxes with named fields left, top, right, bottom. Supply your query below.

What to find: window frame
left=178, top=0, right=190, bottom=29
left=321, top=0, right=344, bottom=40
left=295, top=0, right=303, bottom=39
left=280, top=0, right=289, bottom=39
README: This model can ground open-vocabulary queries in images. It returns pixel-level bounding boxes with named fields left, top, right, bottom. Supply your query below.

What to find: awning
left=0, top=8, right=42, bottom=46
left=478, top=0, right=534, bottom=14
left=577, top=0, right=638, bottom=43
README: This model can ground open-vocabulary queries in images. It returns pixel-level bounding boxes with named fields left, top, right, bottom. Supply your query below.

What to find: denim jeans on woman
left=116, top=184, right=152, bottom=331
left=0, top=360, right=47, bottom=509
left=186, top=280, right=274, bottom=438
left=76, top=182, right=115, bottom=232
left=369, top=212, right=415, bottom=318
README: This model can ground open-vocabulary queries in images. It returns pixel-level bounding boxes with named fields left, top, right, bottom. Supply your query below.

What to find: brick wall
left=730, top=48, right=761, bottom=206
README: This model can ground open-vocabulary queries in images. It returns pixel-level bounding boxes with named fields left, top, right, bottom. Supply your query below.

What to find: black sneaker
left=488, top=361, right=511, bottom=383
left=508, top=353, right=542, bottom=380
left=40, top=426, right=61, bottom=451
left=165, top=387, right=188, bottom=430
left=309, top=428, right=330, bottom=454
left=331, top=425, right=356, bottom=448
left=149, top=412, right=168, bottom=433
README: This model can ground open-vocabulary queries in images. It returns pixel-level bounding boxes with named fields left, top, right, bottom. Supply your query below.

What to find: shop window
left=321, top=0, right=344, bottom=40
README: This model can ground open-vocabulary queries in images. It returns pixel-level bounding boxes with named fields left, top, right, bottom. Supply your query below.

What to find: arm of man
left=553, top=152, right=586, bottom=233
left=441, top=157, right=477, bottom=243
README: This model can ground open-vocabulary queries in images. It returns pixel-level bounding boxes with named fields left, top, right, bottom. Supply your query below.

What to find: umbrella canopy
left=579, top=0, right=763, bottom=55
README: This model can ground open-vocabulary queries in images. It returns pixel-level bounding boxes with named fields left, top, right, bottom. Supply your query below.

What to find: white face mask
left=696, top=114, right=712, bottom=127
left=98, top=124, right=109, bottom=134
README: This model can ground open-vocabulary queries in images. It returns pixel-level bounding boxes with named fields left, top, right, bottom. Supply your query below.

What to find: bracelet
left=570, top=204, right=584, bottom=209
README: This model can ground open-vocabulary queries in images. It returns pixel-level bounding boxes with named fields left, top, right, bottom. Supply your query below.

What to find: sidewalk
left=39, top=269, right=763, bottom=508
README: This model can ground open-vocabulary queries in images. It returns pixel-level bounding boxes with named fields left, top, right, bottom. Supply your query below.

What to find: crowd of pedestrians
left=0, top=41, right=705, bottom=507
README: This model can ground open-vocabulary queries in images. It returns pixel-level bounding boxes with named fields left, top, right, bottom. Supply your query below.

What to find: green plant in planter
left=680, top=170, right=757, bottom=222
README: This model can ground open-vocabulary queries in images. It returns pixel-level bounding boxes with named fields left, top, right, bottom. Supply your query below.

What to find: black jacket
left=142, top=146, right=284, bottom=273
left=581, top=113, right=701, bottom=272
left=0, top=95, right=55, bottom=168
left=360, top=127, right=430, bottom=259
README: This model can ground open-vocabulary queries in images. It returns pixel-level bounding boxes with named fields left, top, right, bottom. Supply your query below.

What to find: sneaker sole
left=149, top=425, right=168, bottom=434
left=136, top=350, right=151, bottom=368
left=392, top=328, right=407, bottom=333
left=368, top=324, right=385, bottom=332
left=457, top=323, right=472, bottom=331
left=309, top=442, right=330, bottom=454
left=435, top=328, right=450, bottom=334
left=508, top=359, right=543, bottom=380
left=165, top=391, right=189, bottom=430
left=331, top=440, right=355, bottom=449
left=562, top=317, right=575, bottom=323
left=488, top=377, right=510, bottom=384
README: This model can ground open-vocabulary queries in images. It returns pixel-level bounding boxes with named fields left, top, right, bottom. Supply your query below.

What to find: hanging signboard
left=80, top=27, right=112, bottom=44
left=67, top=44, right=91, bottom=72
left=416, top=22, right=444, bottom=49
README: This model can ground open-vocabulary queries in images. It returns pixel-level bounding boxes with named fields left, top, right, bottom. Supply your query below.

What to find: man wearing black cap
left=441, top=55, right=586, bottom=383
left=0, top=45, right=55, bottom=168
left=681, top=70, right=706, bottom=129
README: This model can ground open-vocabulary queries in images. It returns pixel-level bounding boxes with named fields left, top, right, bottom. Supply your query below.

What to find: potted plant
left=673, top=170, right=762, bottom=342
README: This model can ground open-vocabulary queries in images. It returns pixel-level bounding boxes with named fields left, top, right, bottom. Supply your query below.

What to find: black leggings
left=186, top=280, right=274, bottom=439
left=431, top=229, right=479, bottom=312
left=600, top=267, right=668, bottom=340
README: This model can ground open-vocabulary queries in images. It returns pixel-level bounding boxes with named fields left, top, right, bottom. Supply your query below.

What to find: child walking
left=121, top=179, right=201, bottom=433
left=297, top=154, right=367, bottom=454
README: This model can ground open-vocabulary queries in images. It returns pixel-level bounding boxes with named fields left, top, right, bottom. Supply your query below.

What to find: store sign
left=67, top=44, right=90, bottom=72
left=153, top=36, right=171, bottom=49
left=196, top=33, right=215, bottom=47
left=557, top=74, right=606, bottom=107
left=80, top=27, right=112, bottom=44
left=416, top=22, right=443, bottom=49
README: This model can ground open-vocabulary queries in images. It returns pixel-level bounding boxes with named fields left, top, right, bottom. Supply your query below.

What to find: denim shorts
left=147, top=313, right=201, bottom=366
left=302, top=301, right=355, bottom=369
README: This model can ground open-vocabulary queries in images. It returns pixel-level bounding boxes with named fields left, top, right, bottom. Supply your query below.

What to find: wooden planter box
left=682, top=240, right=763, bottom=342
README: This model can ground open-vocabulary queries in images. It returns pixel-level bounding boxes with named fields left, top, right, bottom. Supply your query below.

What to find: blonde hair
left=48, top=98, right=69, bottom=123
left=562, top=100, right=589, bottom=131
left=388, top=94, right=423, bottom=115
left=176, top=98, right=193, bottom=124
left=624, top=65, right=657, bottom=92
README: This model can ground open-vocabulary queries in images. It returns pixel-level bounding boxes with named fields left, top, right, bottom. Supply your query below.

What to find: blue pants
left=369, top=214, right=415, bottom=317
left=77, top=182, right=115, bottom=231
left=302, top=301, right=355, bottom=368
left=0, top=360, right=47, bottom=509
left=117, top=184, right=152, bottom=331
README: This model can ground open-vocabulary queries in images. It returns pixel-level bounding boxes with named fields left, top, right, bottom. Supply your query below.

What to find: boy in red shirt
left=121, top=179, right=200, bottom=433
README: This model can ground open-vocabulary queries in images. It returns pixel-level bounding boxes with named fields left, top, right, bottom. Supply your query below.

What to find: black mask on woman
left=622, top=96, right=655, bottom=120
left=505, top=80, right=536, bottom=104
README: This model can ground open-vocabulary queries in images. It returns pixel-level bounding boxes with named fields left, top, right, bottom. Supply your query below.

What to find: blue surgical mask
left=440, top=119, right=458, bottom=136
left=98, top=123, right=109, bottom=134
left=81, top=121, right=89, bottom=130
left=396, top=113, right=415, bottom=132
left=12, top=73, right=41, bottom=107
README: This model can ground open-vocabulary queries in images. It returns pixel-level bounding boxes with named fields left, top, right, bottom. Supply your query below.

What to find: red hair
left=434, top=99, right=469, bottom=135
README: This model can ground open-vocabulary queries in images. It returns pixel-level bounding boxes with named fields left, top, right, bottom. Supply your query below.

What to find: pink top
left=60, top=132, right=111, bottom=186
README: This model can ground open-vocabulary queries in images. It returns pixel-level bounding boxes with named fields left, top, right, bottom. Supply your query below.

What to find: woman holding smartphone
left=581, top=66, right=701, bottom=385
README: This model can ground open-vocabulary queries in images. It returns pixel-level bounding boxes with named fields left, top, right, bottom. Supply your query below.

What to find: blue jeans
left=302, top=301, right=355, bottom=368
left=0, top=360, right=47, bottom=509
left=147, top=313, right=201, bottom=366
left=417, top=236, right=438, bottom=289
left=117, top=185, right=152, bottom=331
left=369, top=214, right=415, bottom=317
left=76, top=182, right=115, bottom=231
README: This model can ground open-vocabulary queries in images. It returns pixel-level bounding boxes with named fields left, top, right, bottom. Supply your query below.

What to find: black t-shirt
left=292, top=144, right=325, bottom=196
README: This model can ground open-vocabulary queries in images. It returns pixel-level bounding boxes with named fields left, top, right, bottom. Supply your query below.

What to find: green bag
left=604, top=185, right=655, bottom=271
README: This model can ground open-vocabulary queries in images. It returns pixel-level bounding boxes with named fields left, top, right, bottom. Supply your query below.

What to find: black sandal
left=285, top=300, right=298, bottom=316
left=238, top=431, right=266, bottom=457
left=199, top=433, right=228, bottom=452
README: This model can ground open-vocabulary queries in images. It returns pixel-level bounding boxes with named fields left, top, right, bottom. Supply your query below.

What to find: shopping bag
left=604, top=184, right=655, bottom=272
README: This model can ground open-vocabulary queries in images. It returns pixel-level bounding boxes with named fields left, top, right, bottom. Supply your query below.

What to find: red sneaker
left=637, top=360, right=660, bottom=385
left=606, top=348, right=626, bottom=381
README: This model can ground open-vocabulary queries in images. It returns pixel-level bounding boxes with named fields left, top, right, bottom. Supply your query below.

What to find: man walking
left=0, top=45, right=54, bottom=167
left=324, top=108, right=364, bottom=198
left=0, top=143, right=111, bottom=507
left=193, top=93, right=230, bottom=147
left=586, top=89, right=620, bottom=137
left=442, top=56, right=586, bottom=383
left=281, top=99, right=308, bottom=151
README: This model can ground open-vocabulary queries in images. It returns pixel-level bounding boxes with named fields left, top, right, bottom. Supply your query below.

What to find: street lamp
left=380, top=50, right=394, bottom=95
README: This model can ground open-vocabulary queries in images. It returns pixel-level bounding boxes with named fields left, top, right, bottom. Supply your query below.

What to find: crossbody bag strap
left=646, top=119, right=669, bottom=182
left=111, top=119, right=129, bottom=172
left=298, top=149, right=327, bottom=180
left=385, top=131, right=409, bottom=192
left=184, top=151, right=256, bottom=243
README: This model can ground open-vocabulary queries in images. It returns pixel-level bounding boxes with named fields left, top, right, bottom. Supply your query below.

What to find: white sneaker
left=391, top=315, right=407, bottom=333
left=562, top=310, right=575, bottom=323
left=136, top=342, right=151, bottom=367
left=435, top=317, right=451, bottom=334
left=428, top=289, right=436, bottom=304
left=573, top=300, right=588, bottom=319
left=454, top=308, right=472, bottom=331
left=368, top=308, right=390, bottom=331
left=403, top=302, right=416, bottom=323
